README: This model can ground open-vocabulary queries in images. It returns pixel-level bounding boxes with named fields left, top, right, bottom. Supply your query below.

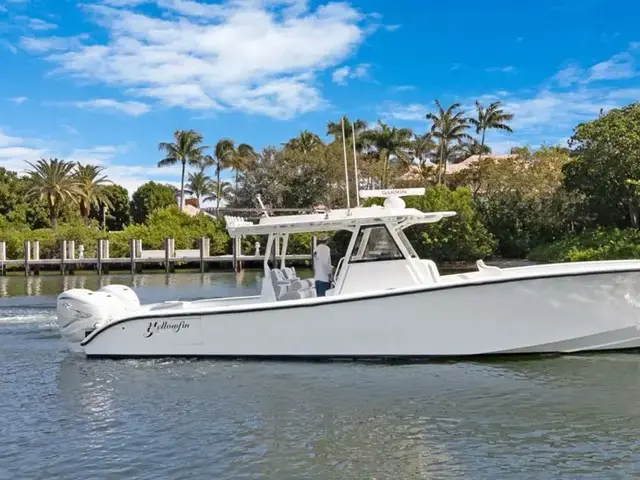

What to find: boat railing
left=332, top=256, right=346, bottom=289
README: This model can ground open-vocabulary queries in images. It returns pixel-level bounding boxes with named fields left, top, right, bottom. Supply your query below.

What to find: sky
left=1, top=0, right=639, bottom=195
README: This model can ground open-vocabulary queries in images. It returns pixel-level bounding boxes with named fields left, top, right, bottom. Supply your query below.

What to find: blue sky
left=1, top=0, right=639, bottom=195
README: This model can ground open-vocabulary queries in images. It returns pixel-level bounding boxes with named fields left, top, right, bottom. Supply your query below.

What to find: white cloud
left=128, top=84, right=221, bottom=110
left=332, top=66, right=350, bottom=85
left=66, top=98, right=152, bottom=116
left=588, top=52, right=636, bottom=81
left=0, top=129, right=25, bottom=147
left=390, top=85, right=416, bottom=92
left=66, top=145, right=123, bottom=165
left=15, top=16, right=58, bottom=31
left=605, top=87, right=640, bottom=100
left=25, top=0, right=372, bottom=119
left=380, top=102, right=428, bottom=122
left=0, top=128, right=46, bottom=170
left=20, top=35, right=86, bottom=52
left=0, top=126, right=180, bottom=196
left=10, top=96, right=27, bottom=104
left=486, top=65, right=517, bottom=73
left=331, top=62, right=370, bottom=85
left=102, top=0, right=149, bottom=6
left=553, top=64, right=583, bottom=87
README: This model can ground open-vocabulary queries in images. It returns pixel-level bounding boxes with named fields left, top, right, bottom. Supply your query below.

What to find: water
left=1, top=273, right=640, bottom=479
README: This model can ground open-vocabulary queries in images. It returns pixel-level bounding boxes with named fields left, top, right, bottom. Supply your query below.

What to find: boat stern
left=56, top=285, right=140, bottom=353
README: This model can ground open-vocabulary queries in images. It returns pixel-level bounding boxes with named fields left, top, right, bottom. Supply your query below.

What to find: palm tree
left=228, top=143, right=256, bottom=194
left=454, top=138, right=491, bottom=162
left=24, top=158, right=82, bottom=228
left=425, top=100, right=472, bottom=184
left=326, top=116, right=369, bottom=152
left=185, top=171, right=213, bottom=206
left=201, top=139, right=236, bottom=215
left=469, top=100, right=514, bottom=161
left=158, top=129, right=207, bottom=210
left=411, top=133, right=436, bottom=168
left=74, top=163, right=114, bottom=226
left=205, top=180, right=234, bottom=205
left=361, top=121, right=413, bottom=187
left=283, top=130, right=323, bottom=154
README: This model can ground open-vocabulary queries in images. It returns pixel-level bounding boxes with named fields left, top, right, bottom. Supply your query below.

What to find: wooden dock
left=0, top=237, right=313, bottom=276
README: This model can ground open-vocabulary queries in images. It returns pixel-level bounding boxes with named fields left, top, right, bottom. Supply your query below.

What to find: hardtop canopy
left=225, top=205, right=456, bottom=237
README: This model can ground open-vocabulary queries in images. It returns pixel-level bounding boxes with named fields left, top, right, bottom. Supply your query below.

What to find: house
left=400, top=154, right=516, bottom=181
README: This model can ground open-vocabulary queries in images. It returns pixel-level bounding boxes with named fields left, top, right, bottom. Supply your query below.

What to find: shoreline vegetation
left=1, top=100, right=640, bottom=272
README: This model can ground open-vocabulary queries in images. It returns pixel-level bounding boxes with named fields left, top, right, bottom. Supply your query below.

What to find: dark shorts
left=315, top=280, right=330, bottom=297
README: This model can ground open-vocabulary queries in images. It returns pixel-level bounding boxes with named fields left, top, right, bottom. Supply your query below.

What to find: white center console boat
left=55, top=188, right=640, bottom=359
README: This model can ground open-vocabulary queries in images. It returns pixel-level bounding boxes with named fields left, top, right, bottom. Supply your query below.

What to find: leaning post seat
left=283, top=266, right=314, bottom=289
left=270, top=268, right=292, bottom=299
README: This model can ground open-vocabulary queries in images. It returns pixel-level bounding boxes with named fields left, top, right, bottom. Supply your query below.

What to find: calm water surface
left=1, top=272, right=640, bottom=479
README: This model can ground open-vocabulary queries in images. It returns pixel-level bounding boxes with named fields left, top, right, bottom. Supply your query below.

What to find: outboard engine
left=55, top=285, right=140, bottom=352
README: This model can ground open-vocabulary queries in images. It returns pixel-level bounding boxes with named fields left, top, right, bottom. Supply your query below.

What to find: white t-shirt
left=313, top=243, right=332, bottom=282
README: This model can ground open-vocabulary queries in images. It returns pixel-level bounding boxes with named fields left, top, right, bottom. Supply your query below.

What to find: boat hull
left=78, top=269, right=640, bottom=358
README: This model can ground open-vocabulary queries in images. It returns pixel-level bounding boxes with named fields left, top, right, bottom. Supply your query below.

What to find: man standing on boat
left=313, top=234, right=333, bottom=296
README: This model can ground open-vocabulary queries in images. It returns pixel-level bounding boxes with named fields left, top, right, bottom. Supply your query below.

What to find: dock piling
left=60, top=240, right=67, bottom=275
left=0, top=241, right=5, bottom=276
left=24, top=240, right=31, bottom=276
left=129, top=238, right=136, bottom=274
left=97, top=239, right=103, bottom=274
left=165, top=237, right=171, bottom=274
left=199, top=237, right=208, bottom=273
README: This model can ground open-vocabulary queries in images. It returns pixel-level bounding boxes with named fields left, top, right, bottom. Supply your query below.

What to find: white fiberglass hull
left=72, top=262, right=640, bottom=358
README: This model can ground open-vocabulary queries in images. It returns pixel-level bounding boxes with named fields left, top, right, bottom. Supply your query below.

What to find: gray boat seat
left=283, top=267, right=314, bottom=289
left=270, top=268, right=292, bottom=298
left=279, top=290, right=305, bottom=301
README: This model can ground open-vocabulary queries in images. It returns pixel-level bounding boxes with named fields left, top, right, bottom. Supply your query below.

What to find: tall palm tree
left=361, top=121, right=413, bottom=187
left=158, top=129, right=207, bottom=210
left=185, top=171, right=213, bottom=207
left=228, top=143, right=256, bottom=194
left=200, top=139, right=236, bottom=215
left=326, top=116, right=369, bottom=152
left=425, top=100, right=472, bottom=184
left=24, top=158, right=82, bottom=228
left=283, top=130, right=323, bottom=154
left=74, top=163, right=114, bottom=225
left=469, top=100, right=514, bottom=161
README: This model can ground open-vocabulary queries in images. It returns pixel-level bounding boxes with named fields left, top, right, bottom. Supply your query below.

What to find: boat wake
left=0, top=308, right=57, bottom=333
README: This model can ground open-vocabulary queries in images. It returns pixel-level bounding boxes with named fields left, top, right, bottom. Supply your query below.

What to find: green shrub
left=0, top=205, right=230, bottom=260
left=365, top=186, right=497, bottom=262
left=528, top=228, right=640, bottom=262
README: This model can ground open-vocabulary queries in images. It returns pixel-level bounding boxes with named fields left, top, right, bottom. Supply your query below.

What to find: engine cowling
left=56, top=285, right=140, bottom=350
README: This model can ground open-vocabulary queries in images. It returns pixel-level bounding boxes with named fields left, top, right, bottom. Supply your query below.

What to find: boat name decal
left=143, top=320, right=190, bottom=338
